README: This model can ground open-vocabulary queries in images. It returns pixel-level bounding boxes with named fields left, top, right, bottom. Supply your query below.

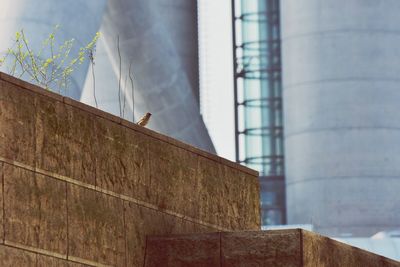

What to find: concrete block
left=67, top=184, right=125, bottom=266
left=3, top=164, right=67, bottom=254
left=0, top=80, right=35, bottom=165
left=36, top=254, right=88, bottom=266
left=197, top=156, right=226, bottom=228
left=124, top=201, right=219, bottom=267
left=196, top=159, right=260, bottom=230
left=0, top=72, right=63, bottom=103
left=145, top=233, right=220, bottom=267
left=221, top=231, right=300, bottom=267
left=224, top=166, right=261, bottom=230
left=35, top=97, right=96, bottom=185
left=148, top=139, right=199, bottom=216
left=94, top=117, right=150, bottom=198
left=124, top=201, right=183, bottom=267
left=0, top=163, right=3, bottom=243
left=144, top=230, right=400, bottom=267
left=301, top=230, right=399, bottom=267
left=0, top=245, right=36, bottom=266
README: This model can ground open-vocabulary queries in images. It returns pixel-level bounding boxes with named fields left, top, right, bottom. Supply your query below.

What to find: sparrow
left=136, top=112, right=152, bottom=127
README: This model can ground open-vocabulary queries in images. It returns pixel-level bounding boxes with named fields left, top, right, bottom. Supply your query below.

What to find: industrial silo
left=282, top=0, right=400, bottom=236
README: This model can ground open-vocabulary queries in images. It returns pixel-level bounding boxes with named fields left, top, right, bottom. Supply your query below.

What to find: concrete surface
left=144, top=229, right=400, bottom=266
left=281, top=0, right=400, bottom=236
left=0, top=72, right=260, bottom=266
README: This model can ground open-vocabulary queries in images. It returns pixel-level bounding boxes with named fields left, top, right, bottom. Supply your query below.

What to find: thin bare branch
left=128, top=60, right=135, bottom=122
left=91, top=60, right=98, bottom=108
left=117, top=35, right=122, bottom=117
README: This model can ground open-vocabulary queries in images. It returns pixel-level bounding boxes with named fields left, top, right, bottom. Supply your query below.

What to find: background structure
left=2, top=0, right=400, bottom=254
left=0, top=0, right=215, bottom=153
left=233, top=0, right=400, bottom=259
left=232, top=0, right=286, bottom=226
left=0, top=73, right=260, bottom=266
left=281, top=0, right=400, bottom=237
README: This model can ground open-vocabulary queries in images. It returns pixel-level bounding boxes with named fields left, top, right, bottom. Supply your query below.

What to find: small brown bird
left=136, top=112, right=152, bottom=126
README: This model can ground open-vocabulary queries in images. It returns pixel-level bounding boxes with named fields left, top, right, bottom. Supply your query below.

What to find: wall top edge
left=0, top=71, right=258, bottom=177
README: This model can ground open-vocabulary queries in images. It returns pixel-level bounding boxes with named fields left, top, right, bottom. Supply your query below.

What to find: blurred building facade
left=198, top=0, right=236, bottom=160
left=233, top=0, right=400, bottom=237
left=232, top=0, right=286, bottom=226
left=0, top=0, right=215, bottom=153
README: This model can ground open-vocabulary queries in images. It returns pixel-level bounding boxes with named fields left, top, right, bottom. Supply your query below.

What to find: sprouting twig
left=20, top=30, right=45, bottom=84
left=3, top=26, right=100, bottom=95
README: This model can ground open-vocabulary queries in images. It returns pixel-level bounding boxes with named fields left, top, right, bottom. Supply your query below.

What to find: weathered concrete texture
left=67, top=184, right=125, bottom=266
left=0, top=245, right=36, bottom=266
left=35, top=94, right=97, bottom=186
left=3, top=164, right=67, bottom=255
left=145, top=233, right=221, bottom=267
left=0, top=244, right=89, bottom=266
left=36, top=254, right=89, bottom=267
left=124, top=202, right=217, bottom=267
left=301, top=230, right=400, bottom=267
left=0, top=72, right=260, bottom=230
left=0, top=73, right=260, bottom=266
left=0, top=163, right=3, bottom=244
left=0, top=80, right=36, bottom=166
left=281, top=0, right=400, bottom=236
left=94, top=117, right=150, bottom=198
left=221, top=231, right=301, bottom=267
left=144, top=229, right=400, bottom=267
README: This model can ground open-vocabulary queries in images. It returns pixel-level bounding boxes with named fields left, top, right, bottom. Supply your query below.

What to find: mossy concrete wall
left=0, top=72, right=260, bottom=266
left=144, top=229, right=400, bottom=267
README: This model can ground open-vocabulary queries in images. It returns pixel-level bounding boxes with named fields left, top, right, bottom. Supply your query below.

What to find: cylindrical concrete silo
left=281, top=0, right=400, bottom=236
left=100, top=0, right=215, bottom=152
left=0, top=0, right=106, bottom=99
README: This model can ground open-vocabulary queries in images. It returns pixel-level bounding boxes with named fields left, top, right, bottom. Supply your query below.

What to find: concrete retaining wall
left=0, top=72, right=260, bottom=266
left=144, top=229, right=400, bottom=266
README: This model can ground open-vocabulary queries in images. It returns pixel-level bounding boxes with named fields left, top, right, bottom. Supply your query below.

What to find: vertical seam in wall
left=219, top=232, right=222, bottom=267
left=33, top=92, right=38, bottom=267
left=142, top=236, right=148, bottom=267
left=34, top=174, right=41, bottom=253
left=2, top=162, right=5, bottom=243
left=300, top=229, right=304, bottom=267
left=66, top=182, right=69, bottom=260
left=146, top=139, right=151, bottom=195
left=33, top=94, right=37, bottom=177
left=123, top=201, right=127, bottom=267
left=94, top=155, right=97, bottom=188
